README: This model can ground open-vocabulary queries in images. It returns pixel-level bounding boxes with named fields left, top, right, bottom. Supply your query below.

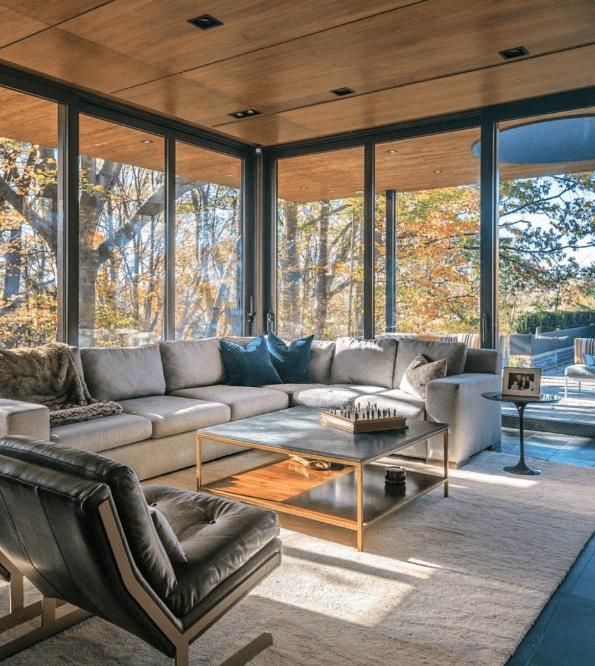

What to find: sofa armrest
left=0, top=399, right=50, bottom=439
left=425, top=373, right=501, bottom=466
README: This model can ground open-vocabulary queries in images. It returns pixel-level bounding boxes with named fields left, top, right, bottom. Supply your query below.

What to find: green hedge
left=514, top=311, right=595, bottom=334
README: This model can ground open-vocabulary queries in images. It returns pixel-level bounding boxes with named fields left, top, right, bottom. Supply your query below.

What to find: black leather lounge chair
left=0, top=435, right=282, bottom=665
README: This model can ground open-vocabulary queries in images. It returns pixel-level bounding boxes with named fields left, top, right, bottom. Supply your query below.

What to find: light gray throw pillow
left=399, top=353, right=447, bottom=399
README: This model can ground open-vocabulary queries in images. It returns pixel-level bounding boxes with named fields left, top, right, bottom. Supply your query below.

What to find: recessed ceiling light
left=330, top=87, right=355, bottom=97
left=434, top=169, right=442, bottom=173
left=300, top=186, right=308, bottom=190
left=140, top=139, right=154, bottom=144
left=188, top=14, right=223, bottom=30
left=229, top=108, right=262, bottom=119
left=387, top=149, right=397, bottom=154
left=499, top=46, right=529, bottom=60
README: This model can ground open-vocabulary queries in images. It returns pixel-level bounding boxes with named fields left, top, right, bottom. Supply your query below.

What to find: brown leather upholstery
left=0, top=435, right=281, bottom=663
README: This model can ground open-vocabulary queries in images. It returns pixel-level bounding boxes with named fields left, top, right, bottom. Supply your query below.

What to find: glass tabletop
left=481, top=391, right=562, bottom=405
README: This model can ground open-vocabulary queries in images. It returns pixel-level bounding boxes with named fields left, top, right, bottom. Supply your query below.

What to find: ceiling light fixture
left=188, top=14, right=223, bottom=30
left=140, top=139, right=154, bottom=144
left=229, top=108, right=262, bottom=119
left=330, top=87, right=355, bottom=97
left=387, top=149, right=397, bottom=154
left=499, top=46, right=529, bottom=60
left=434, top=169, right=442, bottom=173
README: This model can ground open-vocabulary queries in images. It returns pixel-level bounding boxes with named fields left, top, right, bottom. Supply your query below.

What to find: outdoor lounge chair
left=0, top=435, right=281, bottom=665
left=564, top=338, right=595, bottom=398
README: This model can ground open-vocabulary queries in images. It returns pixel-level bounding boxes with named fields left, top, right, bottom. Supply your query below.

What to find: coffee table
left=197, top=406, right=449, bottom=551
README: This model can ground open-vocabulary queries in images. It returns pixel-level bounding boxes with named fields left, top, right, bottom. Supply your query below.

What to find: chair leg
left=175, top=632, right=273, bottom=666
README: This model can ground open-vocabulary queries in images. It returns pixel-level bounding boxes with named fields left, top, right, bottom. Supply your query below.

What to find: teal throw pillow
left=267, top=332, right=314, bottom=383
left=220, top=334, right=282, bottom=386
left=585, top=354, right=595, bottom=366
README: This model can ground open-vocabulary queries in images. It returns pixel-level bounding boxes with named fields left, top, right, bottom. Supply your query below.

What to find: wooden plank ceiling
left=0, top=0, right=595, bottom=199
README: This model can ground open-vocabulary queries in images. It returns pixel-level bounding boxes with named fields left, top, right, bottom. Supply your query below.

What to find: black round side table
left=482, top=391, right=562, bottom=475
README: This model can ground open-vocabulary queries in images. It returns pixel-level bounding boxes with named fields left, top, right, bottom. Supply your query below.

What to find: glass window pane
left=174, top=143, right=243, bottom=339
left=277, top=148, right=364, bottom=340
left=79, top=116, right=165, bottom=346
left=498, top=109, right=595, bottom=371
left=0, top=88, right=58, bottom=347
left=376, top=129, right=481, bottom=336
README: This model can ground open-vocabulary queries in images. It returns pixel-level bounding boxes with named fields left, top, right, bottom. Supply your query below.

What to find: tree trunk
left=313, top=202, right=330, bottom=338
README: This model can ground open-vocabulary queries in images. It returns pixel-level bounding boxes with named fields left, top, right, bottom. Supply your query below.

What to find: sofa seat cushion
left=262, top=382, right=327, bottom=399
left=292, top=385, right=424, bottom=418
left=170, top=385, right=289, bottom=421
left=118, top=396, right=231, bottom=439
left=291, top=384, right=386, bottom=408
left=565, top=364, right=595, bottom=378
left=353, top=388, right=425, bottom=418
left=50, top=413, right=153, bottom=453
left=143, top=484, right=279, bottom=615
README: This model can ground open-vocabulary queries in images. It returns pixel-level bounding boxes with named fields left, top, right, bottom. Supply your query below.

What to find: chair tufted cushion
left=143, top=484, right=280, bottom=616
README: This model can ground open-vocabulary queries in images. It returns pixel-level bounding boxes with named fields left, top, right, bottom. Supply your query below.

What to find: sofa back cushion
left=393, top=338, right=467, bottom=387
left=80, top=344, right=166, bottom=402
left=159, top=338, right=225, bottom=391
left=306, top=341, right=335, bottom=383
left=331, top=337, right=398, bottom=388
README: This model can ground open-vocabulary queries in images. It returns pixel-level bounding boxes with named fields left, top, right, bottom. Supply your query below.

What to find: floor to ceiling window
left=376, top=128, right=481, bottom=336
left=277, top=147, right=365, bottom=340
left=497, top=110, right=595, bottom=367
left=174, top=142, right=243, bottom=339
left=78, top=116, right=165, bottom=347
left=0, top=88, right=59, bottom=347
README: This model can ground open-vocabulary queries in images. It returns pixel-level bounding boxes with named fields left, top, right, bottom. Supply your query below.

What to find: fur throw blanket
left=0, top=342, right=122, bottom=427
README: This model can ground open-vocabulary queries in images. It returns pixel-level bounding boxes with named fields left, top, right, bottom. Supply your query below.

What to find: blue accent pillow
left=220, top=334, right=282, bottom=386
left=267, top=332, right=314, bottom=383
left=585, top=354, right=595, bottom=366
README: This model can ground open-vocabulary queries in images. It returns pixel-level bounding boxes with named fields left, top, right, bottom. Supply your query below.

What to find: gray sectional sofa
left=0, top=335, right=502, bottom=479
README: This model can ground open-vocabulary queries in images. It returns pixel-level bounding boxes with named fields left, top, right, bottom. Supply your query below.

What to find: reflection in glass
left=79, top=116, right=165, bottom=346
left=0, top=88, right=58, bottom=347
left=174, top=142, right=243, bottom=339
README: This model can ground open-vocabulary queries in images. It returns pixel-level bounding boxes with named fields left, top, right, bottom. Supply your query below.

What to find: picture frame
left=502, top=367, right=541, bottom=398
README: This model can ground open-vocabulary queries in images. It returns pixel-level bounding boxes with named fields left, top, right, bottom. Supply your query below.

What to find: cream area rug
left=3, top=450, right=595, bottom=666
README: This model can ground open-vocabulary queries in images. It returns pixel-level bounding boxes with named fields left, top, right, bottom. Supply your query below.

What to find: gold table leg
left=356, top=463, right=364, bottom=551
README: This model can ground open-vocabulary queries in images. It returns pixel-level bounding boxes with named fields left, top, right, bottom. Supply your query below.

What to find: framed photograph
left=502, top=367, right=541, bottom=398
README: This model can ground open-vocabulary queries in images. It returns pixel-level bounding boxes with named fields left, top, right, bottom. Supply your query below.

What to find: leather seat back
left=0, top=435, right=177, bottom=597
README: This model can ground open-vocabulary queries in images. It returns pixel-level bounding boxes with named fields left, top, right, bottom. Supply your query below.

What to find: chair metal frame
left=0, top=498, right=280, bottom=666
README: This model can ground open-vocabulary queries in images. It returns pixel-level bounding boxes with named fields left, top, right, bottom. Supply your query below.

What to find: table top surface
left=197, top=406, right=448, bottom=463
left=482, top=391, right=562, bottom=405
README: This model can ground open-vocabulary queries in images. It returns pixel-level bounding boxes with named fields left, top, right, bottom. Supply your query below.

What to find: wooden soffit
left=0, top=0, right=593, bottom=146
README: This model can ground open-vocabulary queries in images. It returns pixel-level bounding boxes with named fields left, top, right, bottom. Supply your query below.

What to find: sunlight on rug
left=3, top=450, right=595, bottom=666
